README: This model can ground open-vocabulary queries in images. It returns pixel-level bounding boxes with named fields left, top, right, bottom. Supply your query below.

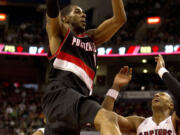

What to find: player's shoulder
left=126, top=115, right=145, bottom=129
left=172, top=112, right=180, bottom=122
left=85, top=29, right=96, bottom=38
left=127, top=115, right=145, bottom=121
left=171, top=112, right=180, bottom=134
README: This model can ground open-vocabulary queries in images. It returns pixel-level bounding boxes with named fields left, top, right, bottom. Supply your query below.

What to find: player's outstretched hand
left=155, top=54, right=165, bottom=74
left=112, top=66, right=132, bottom=91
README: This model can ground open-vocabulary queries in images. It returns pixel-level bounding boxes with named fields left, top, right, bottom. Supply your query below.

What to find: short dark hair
left=61, top=4, right=77, bottom=17
left=166, top=91, right=176, bottom=115
left=166, top=91, right=175, bottom=104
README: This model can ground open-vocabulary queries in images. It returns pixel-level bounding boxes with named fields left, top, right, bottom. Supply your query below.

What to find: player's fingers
left=123, top=66, right=129, bottom=74
left=120, top=68, right=123, bottom=73
left=159, top=54, right=164, bottom=60
left=155, top=56, right=159, bottom=62
left=120, top=67, right=126, bottom=74
left=120, top=66, right=126, bottom=74
left=129, top=68, right=133, bottom=75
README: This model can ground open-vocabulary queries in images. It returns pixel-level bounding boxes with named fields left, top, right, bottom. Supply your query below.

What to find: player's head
left=61, top=5, right=86, bottom=33
left=152, top=92, right=174, bottom=115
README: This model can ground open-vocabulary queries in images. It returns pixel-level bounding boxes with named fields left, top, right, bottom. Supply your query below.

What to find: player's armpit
left=46, top=13, right=69, bottom=38
left=118, top=115, right=145, bottom=133
left=46, top=14, right=69, bottom=55
left=46, top=14, right=61, bottom=38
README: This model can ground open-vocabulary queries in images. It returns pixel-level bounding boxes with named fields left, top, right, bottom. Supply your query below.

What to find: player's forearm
left=102, top=96, right=116, bottom=111
left=158, top=68, right=180, bottom=117
left=112, top=0, right=127, bottom=22
left=163, top=73, right=180, bottom=99
left=46, top=0, right=59, bottom=18
left=163, top=73, right=180, bottom=117
left=102, top=88, right=119, bottom=111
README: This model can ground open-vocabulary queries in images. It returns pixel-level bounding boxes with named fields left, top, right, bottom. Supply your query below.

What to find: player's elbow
left=118, top=15, right=127, bottom=24
left=113, top=15, right=127, bottom=26
left=122, top=15, right=127, bottom=23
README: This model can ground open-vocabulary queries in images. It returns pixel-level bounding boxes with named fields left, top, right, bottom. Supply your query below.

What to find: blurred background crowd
left=0, top=83, right=43, bottom=135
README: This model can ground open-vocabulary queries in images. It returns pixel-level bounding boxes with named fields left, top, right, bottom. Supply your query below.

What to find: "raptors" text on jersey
left=139, top=129, right=172, bottom=135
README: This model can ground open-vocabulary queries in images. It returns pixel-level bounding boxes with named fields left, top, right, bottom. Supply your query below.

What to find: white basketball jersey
left=137, top=116, right=176, bottom=135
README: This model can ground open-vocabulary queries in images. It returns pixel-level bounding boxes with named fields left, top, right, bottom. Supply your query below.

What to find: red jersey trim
left=48, top=29, right=70, bottom=60
left=56, top=51, right=95, bottom=81
left=76, top=33, right=93, bottom=39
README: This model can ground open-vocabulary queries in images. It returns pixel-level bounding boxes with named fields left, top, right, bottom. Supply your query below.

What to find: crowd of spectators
left=0, top=82, right=44, bottom=135
left=1, top=21, right=48, bottom=47
left=0, top=5, right=48, bottom=47
left=104, top=0, right=180, bottom=46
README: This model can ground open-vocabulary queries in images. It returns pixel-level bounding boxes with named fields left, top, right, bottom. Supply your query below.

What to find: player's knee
left=94, top=108, right=118, bottom=130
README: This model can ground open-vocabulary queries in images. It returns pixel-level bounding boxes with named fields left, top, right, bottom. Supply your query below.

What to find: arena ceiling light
left=147, top=17, right=161, bottom=24
left=0, top=13, right=7, bottom=21
left=142, top=59, right=147, bottom=63
left=143, top=69, right=148, bottom=74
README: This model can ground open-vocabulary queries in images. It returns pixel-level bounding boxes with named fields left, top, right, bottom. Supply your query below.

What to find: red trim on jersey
left=48, top=29, right=70, bottom=60
left=56, top=51, right=95, bottom=80
left=76, top=33, right=96, bottom=47
left=76, top=33, right=92, bottom=39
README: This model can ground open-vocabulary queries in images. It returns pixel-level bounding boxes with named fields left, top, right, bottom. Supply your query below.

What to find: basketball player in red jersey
left=103, top=55, right=180, bottom=135
left=43, top=0, right=126, bottom=135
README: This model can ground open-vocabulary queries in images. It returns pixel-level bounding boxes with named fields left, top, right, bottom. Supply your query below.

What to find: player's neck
left=152, top=109, right=170, bottom=125
left=69, top=25, right=85, bottom=35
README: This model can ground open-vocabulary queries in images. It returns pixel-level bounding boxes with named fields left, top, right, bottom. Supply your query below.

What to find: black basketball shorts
left=42, top=85, right=101, bottom=135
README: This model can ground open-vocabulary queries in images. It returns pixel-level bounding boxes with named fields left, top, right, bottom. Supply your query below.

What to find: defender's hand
left=112, top=66, right=132, bottom=91
left=155, top=54, right=165, bottom=74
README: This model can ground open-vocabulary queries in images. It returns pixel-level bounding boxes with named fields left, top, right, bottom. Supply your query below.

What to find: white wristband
left=37, top=128, right=45, bottom=134
left=158, top=67, right=169, bottom=79
left=106, top=89, right=119, bottom=100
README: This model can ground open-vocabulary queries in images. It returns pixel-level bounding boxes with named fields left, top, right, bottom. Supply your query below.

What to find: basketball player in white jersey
left=102, top=54, right=180, bottom=135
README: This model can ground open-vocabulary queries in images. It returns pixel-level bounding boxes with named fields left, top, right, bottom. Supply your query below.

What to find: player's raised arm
left=102, top=66, right=132, bottom=110
left=102, top=66, right=144, bottom=133
left=46, top=0, right=60, bottom=36
left=155, top=54, right=180, bottom=119
left=46, top=0, right=68, bottom=55
left=87, top=0, right=127, bottom=46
